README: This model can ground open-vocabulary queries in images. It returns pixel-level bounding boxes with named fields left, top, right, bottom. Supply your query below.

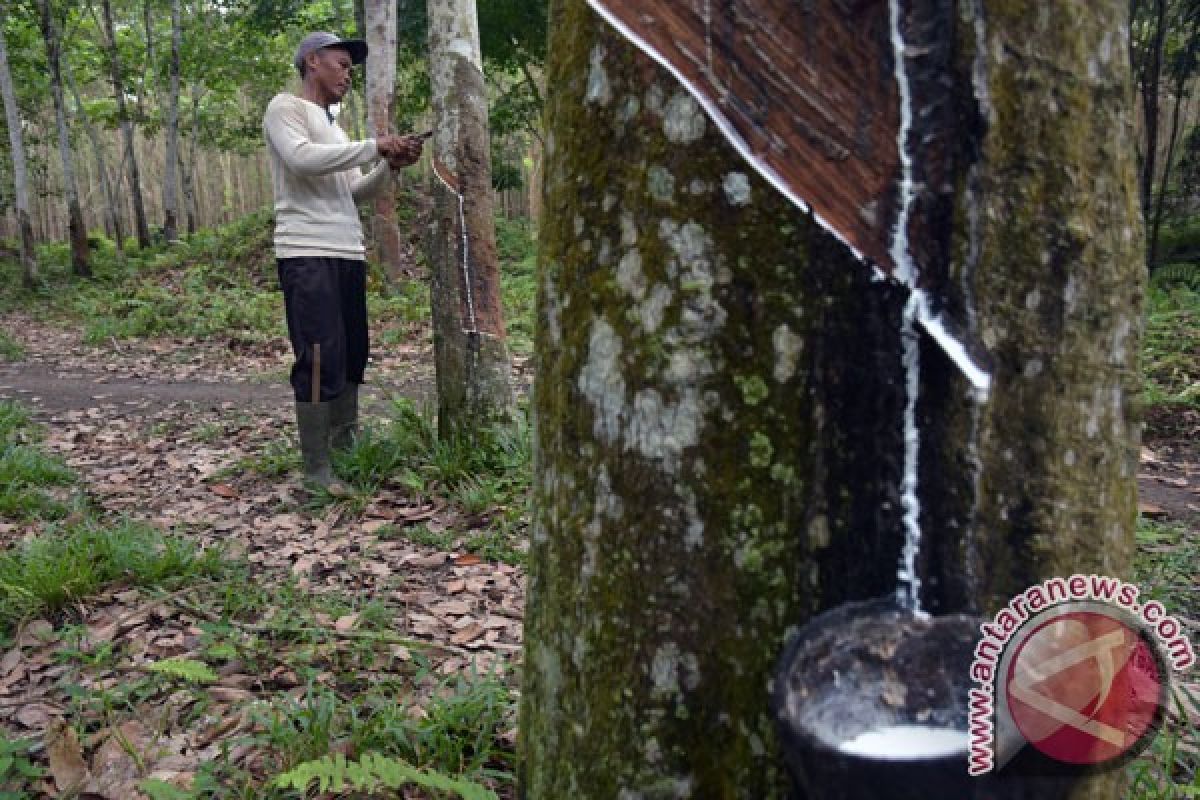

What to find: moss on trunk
left=520, top=1, right=1144, bottom=798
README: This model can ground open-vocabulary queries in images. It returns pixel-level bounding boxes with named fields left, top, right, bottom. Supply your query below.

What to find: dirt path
left=0, top=311, right=436, bottom=415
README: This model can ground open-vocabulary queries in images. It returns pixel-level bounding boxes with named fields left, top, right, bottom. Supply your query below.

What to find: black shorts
left=277, top=256, right=368, bottom=403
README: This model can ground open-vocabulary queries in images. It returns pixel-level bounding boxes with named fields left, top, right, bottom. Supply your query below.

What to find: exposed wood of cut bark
left=587, top=0, right=901, bottom=271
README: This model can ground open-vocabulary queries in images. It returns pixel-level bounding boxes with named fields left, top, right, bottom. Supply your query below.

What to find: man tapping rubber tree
left=263, top=31, right=425, bottom=494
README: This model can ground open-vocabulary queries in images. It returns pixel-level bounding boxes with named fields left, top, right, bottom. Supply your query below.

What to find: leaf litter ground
left=0, top=312, right=531, bottom=798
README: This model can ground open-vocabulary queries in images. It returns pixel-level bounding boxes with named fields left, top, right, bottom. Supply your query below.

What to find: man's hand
left=384, top=133, right=425, bottom=169
left=375, top=133, right=404, bottom=159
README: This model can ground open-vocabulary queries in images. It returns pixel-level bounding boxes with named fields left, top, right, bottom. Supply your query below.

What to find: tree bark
left=1139, top=0, right=1168, bottom=221
left=162, top=0, right=182, bottom=242
left=39, top=0, right=90, bottom=276
left=518, top=1, right=1143, bottom=798
left=426, top=0, right=515, bottom=437
left=65, top=64, right=123, bottom=252
left=0, top=9, right=38, bottom=287
left=182, top=84, right=204, bottom=235
left=364, top=0, right=407, bottom=279
left=100, top=0, right=151, bottom=248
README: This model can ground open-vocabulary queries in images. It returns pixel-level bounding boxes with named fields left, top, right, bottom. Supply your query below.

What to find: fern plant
left=144, top=657, right=218, bottom=684
left=272, top=752, right=497, bottom=799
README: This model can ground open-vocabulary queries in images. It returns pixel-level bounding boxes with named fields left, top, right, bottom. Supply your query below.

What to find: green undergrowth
left=496, top=216, right=537, bottom=357
left=1126, top=684, right=1200, bottom=799
left=0, top=401, right=78, bottom=522
left=0, top=518, right=225, bottom=635
left=313, top=398, right=531, bottom=565
left=0, top=400, right=224, bottom=635
left=0, top=327, right=22, bottom=361
left=1130, top=517, right=1200, bottom=798
left=1134, top=517, right=1199, bottom=626
left=0, top=211, right=538, bottom=363
left=47, top=562, right=517, bottom=799
left=1143, top=282, right=1200, bottom=410
left=0, top=734, right=43, bottom=797
left=259, top=668, right=513, bottom=795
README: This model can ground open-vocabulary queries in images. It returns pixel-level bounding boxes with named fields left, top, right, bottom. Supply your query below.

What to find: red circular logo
left=1005, top=610, right=1165, bottom=766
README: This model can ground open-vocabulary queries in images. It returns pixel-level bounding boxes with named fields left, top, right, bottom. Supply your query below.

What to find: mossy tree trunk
left=924, top=0, right=1144, bottom=615
left=519, top=1, right=1142, bottom=798
left=426, top=0, right=515, bottom=437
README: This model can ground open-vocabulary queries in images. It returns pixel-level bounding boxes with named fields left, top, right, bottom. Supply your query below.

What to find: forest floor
left=0, top=308, right=535, bottom=798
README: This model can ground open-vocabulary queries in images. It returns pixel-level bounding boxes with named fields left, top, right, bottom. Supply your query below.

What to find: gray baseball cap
left=293, top=32, right=368, bottom=72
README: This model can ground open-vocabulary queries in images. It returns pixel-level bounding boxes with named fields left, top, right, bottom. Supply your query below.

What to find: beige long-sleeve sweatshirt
left=263, top=93, right=391, bottom=260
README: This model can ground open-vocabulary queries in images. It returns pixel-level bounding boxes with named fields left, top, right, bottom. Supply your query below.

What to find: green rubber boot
left=330, top=383, right=359, bottom=451
left=295, top=401, right=352, bottom=496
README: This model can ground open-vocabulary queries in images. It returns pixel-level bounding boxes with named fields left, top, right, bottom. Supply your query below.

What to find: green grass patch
left=0, top=210, right=285, bottom=342
left=258, top=669, right=514, bottom=792
left=0, top=734, right=43, bottom=797
left=335, top=399, right=530, bottom=496
left=1126, top=684, right=1200, bottom=799
left=0, top=327, right=22, bottom=361
left=1134, top=517, right=1199, bottom=623
left=0, top=519, right=224, bottom=633
left=0, top=400, right=78, bottom=522
left=1130, top=517, right=1200, bottom=799
left=1143, top=284, right=1200, bottom=410
left=496, top=216, right=537, bottom=357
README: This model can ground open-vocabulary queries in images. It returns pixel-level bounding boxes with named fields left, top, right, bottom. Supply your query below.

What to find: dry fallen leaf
left=18, top=619, right=55, bottom=647
left=451, top=623, right=485, bottom=646
left=1138, top=502, right=1168, bottom=519
left=210, top=483, right=239, bottom=499
left=90, top=721, right=150, bottom=800
left=209, top=687, right=255, bottom=704
left=46, top=719, right=90, bottom=795
left=15, top=702, right=61, bottom=729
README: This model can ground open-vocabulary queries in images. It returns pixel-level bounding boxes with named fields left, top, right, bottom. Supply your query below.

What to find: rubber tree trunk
left=0, top=12, right=37, bottom=287
left=363, top=0, right=406, bottom=279
left=101, top=0, right=151, bottom=249
left=38, top=0, right=89, bottom=276
left=517, top=1, right=1142, bottom=798
left=162, top=0, right=182, bottom=242
left=1138, top=0, right=1168, bottom=222
left=66, top=64, right=123, bottom=252
left=426, top=0, right=515, bottom=436
left=183, top=84, right=203, bottom=235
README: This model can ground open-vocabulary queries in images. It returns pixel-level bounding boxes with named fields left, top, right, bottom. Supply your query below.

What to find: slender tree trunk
left=426, top=0, right=515, bottom=436
left=100, top=0, right=151, bottom=248
left=1148, top=24, right=1198, bottom=271
left=39, top=0, right=90, bottom=275
left=182, top=85, right=203, bottom=234
left=0, top=11, right=37, bottom=287
left=1139, top=0, right=1168, bottom=221
left=518, top=1, right=1142, bottom=798
left=66, top=64, right=123, bottom=251
left=364, top=0, right=406, bottom=279
left=162, top=0, right=181, bottom=241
